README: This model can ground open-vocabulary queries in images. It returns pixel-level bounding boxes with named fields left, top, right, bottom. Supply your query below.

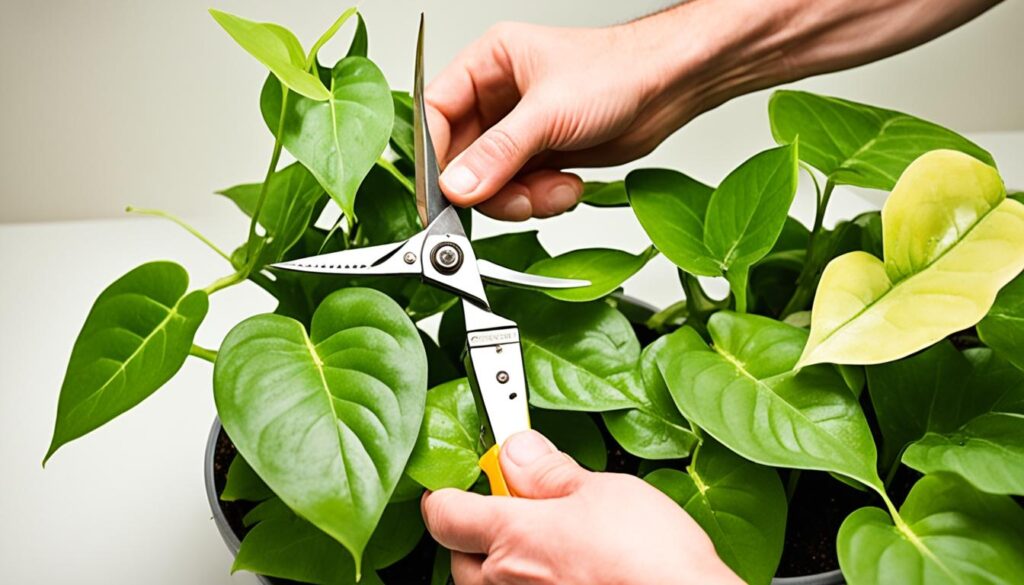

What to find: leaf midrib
left=62, top=293, right=189, bottom=425
left=806, top=197, right=1007, bottom=358
left=712, top=345, right=874, bottom=485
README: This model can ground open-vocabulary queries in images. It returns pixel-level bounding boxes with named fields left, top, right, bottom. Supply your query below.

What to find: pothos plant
left=44, top=7, right=1024, bottom=585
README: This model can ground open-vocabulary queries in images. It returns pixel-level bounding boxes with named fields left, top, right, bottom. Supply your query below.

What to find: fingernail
left=505, top=431, right=555, bottom=466
left=500, top=193, right=532, bottom=220
left=440, top=164, right=480, bottom=196
left=549, top=183, right=580, bottom=211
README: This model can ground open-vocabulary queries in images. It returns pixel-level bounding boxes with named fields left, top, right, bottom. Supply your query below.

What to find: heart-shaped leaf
left=353, top=164, right=420, bottom=245
left=799, top=150, right=1024, bottom=367
left=769, top=90, right=994, bottom=190
left=645, top=439, right=787, bottom=585
left=214, top=288, right=427, bottom=573
left=406, top=378, right=482, bottom=491
left=580, top=180, right=628, bottom=207
left=978, top=272, right=1024, bottom=372
left=628, top=146, right=798, bottom=310
left=867, top=343, right=1024, bottom=494
left=45, top=262, right=208, bottom=463
left=527, top=246, right=657, bottom=302
left=218, top=162, right=326, bottom=265
left=235, top=497, right=423, bottom=585
left=261, top=56, right=393, bottom=218
left=306, top=7, right=359, bottom=67
left=626, top=169, right=718, bottom=275
left=658, top=313, right=882, bottom=490
left=389, top=91, right=415, bottom=163
left=209, top=10, right=330, bottom=101
left=837, top=474, right=1024, bottom=584
left=603, top=334, right=699, bottom=459
left=491, top=290, right=640, bottom=412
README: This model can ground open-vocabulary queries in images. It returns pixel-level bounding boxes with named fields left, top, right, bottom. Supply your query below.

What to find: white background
left=1, top=1, right=1022, bottom=584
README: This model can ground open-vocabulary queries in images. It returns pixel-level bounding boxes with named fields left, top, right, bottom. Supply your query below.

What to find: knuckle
left=478, top=127, right=523, bottom=162
left=487, top=21, right=521, bottom=40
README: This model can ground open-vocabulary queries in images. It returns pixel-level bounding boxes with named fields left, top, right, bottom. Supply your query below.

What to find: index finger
left=420, top=488, right=518, bottom=554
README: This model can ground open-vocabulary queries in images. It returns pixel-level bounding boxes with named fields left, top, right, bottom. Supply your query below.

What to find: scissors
left=272, top=15, right=589, bottom=497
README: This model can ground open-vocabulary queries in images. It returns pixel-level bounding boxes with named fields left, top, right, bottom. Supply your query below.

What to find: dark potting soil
left=775, top=467, right=921, bottom=577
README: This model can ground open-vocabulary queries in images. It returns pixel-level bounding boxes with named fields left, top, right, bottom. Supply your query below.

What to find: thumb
left=439, top=101, right=546, bottom=206
left=499, top=430, right=589, bottom=499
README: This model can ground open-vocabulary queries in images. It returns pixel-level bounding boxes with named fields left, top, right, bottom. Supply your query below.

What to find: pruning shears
left=272, top=16, right=589, bottom=496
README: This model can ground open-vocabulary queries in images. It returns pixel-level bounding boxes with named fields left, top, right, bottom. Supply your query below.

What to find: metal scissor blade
left=414, top=14, right=449, bottom=227
left=270, top=238, right=422, bottom=277
left=477, top=259, right=591, bottom=289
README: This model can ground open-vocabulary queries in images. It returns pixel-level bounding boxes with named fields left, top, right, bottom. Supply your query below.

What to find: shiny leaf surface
left=491, top=290, right=640, bottom=412
left=645, top=439, right=786, bottom=585
left=46, top=262, right=208, bottom=462
left=769, top=90, right=994, bottom=189
left=262, top=57, right=393, bottom=218
left=658, top=313, right=882, bottom=490
left=214, top=288, right=427, bottom=570
left=406, top=378, right=481, bottom=491
left=527, top=246, right=657, bottom=302
left=837, top=474, right=1024, bottom=584
left=978, top=272, right=1024, bottom=372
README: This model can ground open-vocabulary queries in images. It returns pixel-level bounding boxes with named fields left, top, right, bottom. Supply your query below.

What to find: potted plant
left=44, top=8, right=1024, bottom=585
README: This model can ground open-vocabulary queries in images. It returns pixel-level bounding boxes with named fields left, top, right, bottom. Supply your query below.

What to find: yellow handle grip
left=479, top=444, right=515, bottom=497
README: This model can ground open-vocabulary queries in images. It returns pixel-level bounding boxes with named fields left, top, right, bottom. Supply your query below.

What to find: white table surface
left=2, top=132, right=1020, bottom=584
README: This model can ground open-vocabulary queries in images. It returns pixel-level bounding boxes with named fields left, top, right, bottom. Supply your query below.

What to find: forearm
left=631, top=0, right=1002, bottom=116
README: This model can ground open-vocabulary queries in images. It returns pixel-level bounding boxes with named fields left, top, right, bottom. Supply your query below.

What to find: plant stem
left=202, top=270, right=246, bottom=296
left=780, top=179, right=836, bottom=317
left=377, top=157, right=414, bottom=193
left=190, top=343, right=218, bottom=363
left=126, top=206, right=230, bottom=262
left=245, top=87, right=290, bottom=263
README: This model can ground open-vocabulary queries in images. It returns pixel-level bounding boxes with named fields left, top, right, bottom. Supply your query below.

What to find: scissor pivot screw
left=403, top=252, right=417, bottom=264
left=431, top=242, right=464, bottom=274
left=496, top=371, right=509, bottom=384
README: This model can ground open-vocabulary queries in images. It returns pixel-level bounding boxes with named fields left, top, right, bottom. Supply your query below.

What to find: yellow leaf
left=798, top=150, right=1024, bottom=367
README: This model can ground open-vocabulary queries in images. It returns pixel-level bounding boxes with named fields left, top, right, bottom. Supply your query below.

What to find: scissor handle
left=479, top=444, right=514, bottom=497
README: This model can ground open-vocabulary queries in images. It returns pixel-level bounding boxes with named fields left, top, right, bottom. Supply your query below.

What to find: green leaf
left=867, top=343, right=1024, bottom=494
left=473, top=230, right=550, bottom=271
left=261, top=57, right=394, bottom=218
left=532, top=410, right=607, bottom=471
left=406, top=378, right=482, bottom=491
left=703, top=144, right=799, bottom=310
left=580, top=180, right=628, bottom=207
left=221, top=453, right=273, bottom=502
left=978, top=271, right=1024, bottom=372
left=799, top=150, right=1024, bottom=367
left=46, top=262, right=208, bottom=463
left=431, top=546, right=452, bottom=585
left=218, top=162, right=325, bottom=265
left=628, top=147, right=798, bottom=310
left=526, top=246, right=657, bottom=302
left=491, top=290, right=640, bottom=412
left=354, top=164, right=421, bottom=244
left=209, top=9, right=330, bottom=101
left=602, top=334, right=699, bottom=459
left=658, top=313, right=882, bottom=490
left=389, top=91, right=415, bottom=162
left=307, top=7, right=358, bottom=66
left=645, top=439, right=786, bottom=585
left=214, top=288, right=427, bottom=574
left=837, top=474, right=1024, bottom=584
left=769, top=90, right=995, bottom=190
left=345, top=13, right=368, bottom=58
left=626, top=168, right=719, bottom=276
left=235, top=497, right=423, bottom=585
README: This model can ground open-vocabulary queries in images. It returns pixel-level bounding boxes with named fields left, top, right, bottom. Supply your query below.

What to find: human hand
left=420, top=430, right=741, bottom=585
left=425, top=20, right=696, bottom=221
